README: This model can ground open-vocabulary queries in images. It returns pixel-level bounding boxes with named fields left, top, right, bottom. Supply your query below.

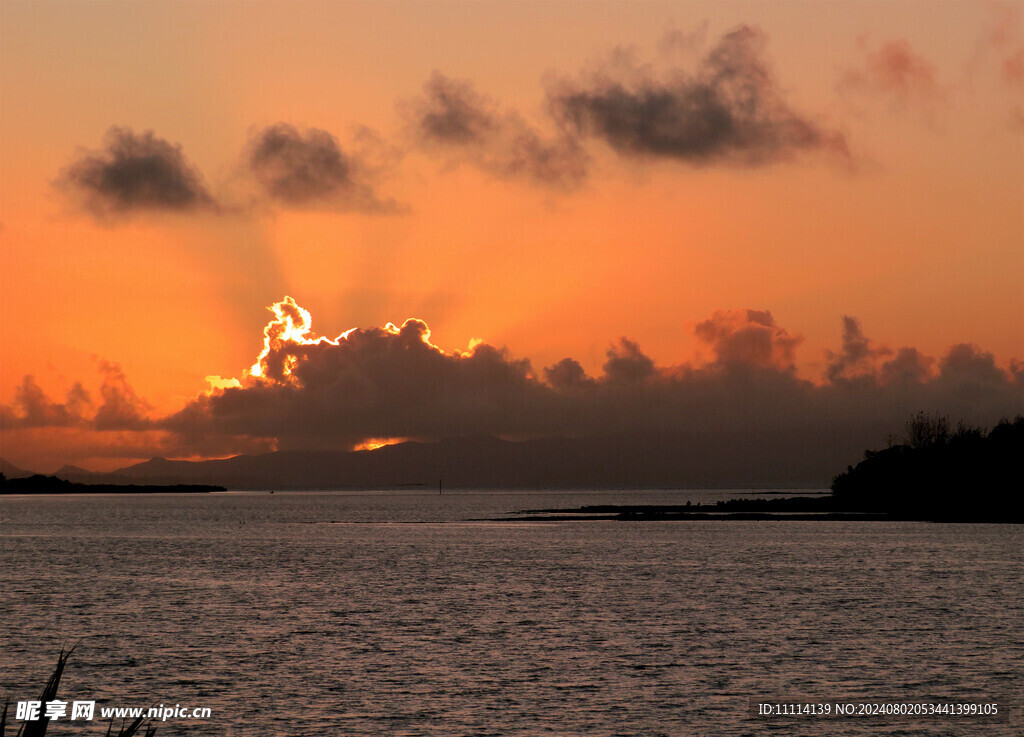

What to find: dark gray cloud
left=826, top=316, right=892, bottom=382
left=551, top=25, right=849, bottom=166
left=246, top=124, right=399, bottom=211
left=408, top=72, right=590, bottom=188
left=4, top=306, right=1021, bottom=482
left=151, top=303, right=1021, bottom=465
left=602, top=338, right=656, bottom=385
left=543, top=358, right=594, bottom=391
left=878, top=347, right=934, bottom=385
left=936, top=343, right=1012, bottom=391
left=415, top=73, right=499, bottom=145
left=57, top=127, right=216, bottom=220
left=163, top=312, right=548, bottom=448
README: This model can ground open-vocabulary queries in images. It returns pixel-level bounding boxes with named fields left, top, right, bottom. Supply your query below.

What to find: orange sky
left=1, top=1, right=1022, bottom=471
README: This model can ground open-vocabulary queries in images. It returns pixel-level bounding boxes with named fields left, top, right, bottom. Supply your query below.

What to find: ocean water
left=1, top=490, right=1021, bottom=736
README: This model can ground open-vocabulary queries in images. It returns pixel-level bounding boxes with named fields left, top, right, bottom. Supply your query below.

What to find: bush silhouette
left=831, top=415, right=1023, bottom=521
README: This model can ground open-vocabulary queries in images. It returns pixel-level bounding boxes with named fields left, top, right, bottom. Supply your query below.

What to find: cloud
left=822, top=324, right=1010, bottom=395
left=157, top=299, right=1020, bottom=453
left=245, top=123, right=400, bottom=211
left=936, top=343, right=1011, bottom=390
left=694, top=309, right=802, bottom=370
left=0, top=363, right=266, bottom=471
left=4, top=303, right=1021, bottom=481
left=57, top=127, right=216, bottom=220
left=413, top=72, right=499, bottom=145
left=982, top=4, right=1024, bottom=87
left=878, top=347, right=935, bottom=385
left=0, top=361, right=151, bottom=431
left=839, top=38, right=944, bottom=113
left=550, top=25, right=849, bottom=166
left=825, top=316, right=892, bottom=382
left=407, top=72, right=590, bottom=188
left=93, top=360, right=152, bottom=430
left=602, top=338, right=656, bottom=384
left=0, top=376, right=91, bottom=429
left=989, top=6, right=1024, bottom=131
left=543, top=358, right=595, bottom=391
left=162, top=298, right=548, bottom=447
left=969, top=5, right=1024, bottom=131
left=1004, top=47, right=1024, bottom=86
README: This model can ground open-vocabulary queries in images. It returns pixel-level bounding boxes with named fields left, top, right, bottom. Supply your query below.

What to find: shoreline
left=501, top=498, right=1024, bottom=524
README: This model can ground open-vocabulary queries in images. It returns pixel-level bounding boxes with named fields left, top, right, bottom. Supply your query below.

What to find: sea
left=1, top=489, right=1021, bottom=736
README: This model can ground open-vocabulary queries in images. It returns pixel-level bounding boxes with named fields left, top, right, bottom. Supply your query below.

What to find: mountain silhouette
left=49, top=431, right=844, bottom=490
left=0, top=457, right=34, bottom=479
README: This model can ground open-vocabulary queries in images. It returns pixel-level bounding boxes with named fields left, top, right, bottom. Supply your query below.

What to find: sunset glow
left=249, top=296, right=325, bottom=380
left=4, top=8, right=1023, bottom=737
left=353, top=437, right=409, bottom=452
left=1, top=1, right=1021, bottom=473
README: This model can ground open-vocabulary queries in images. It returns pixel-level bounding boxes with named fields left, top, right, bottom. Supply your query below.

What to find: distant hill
left=54, top=464, right=96, bottom=478
left=0, top=457, right=34, bottom=479
left=46, top=430, right=854, bottom=490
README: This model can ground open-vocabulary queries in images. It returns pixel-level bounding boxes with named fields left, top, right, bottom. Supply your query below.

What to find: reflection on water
left=2, top=491, right=1021, bottom=736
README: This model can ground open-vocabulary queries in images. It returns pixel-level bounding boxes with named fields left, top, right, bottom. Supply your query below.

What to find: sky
left=1, top=1, right=1022, bottom=473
